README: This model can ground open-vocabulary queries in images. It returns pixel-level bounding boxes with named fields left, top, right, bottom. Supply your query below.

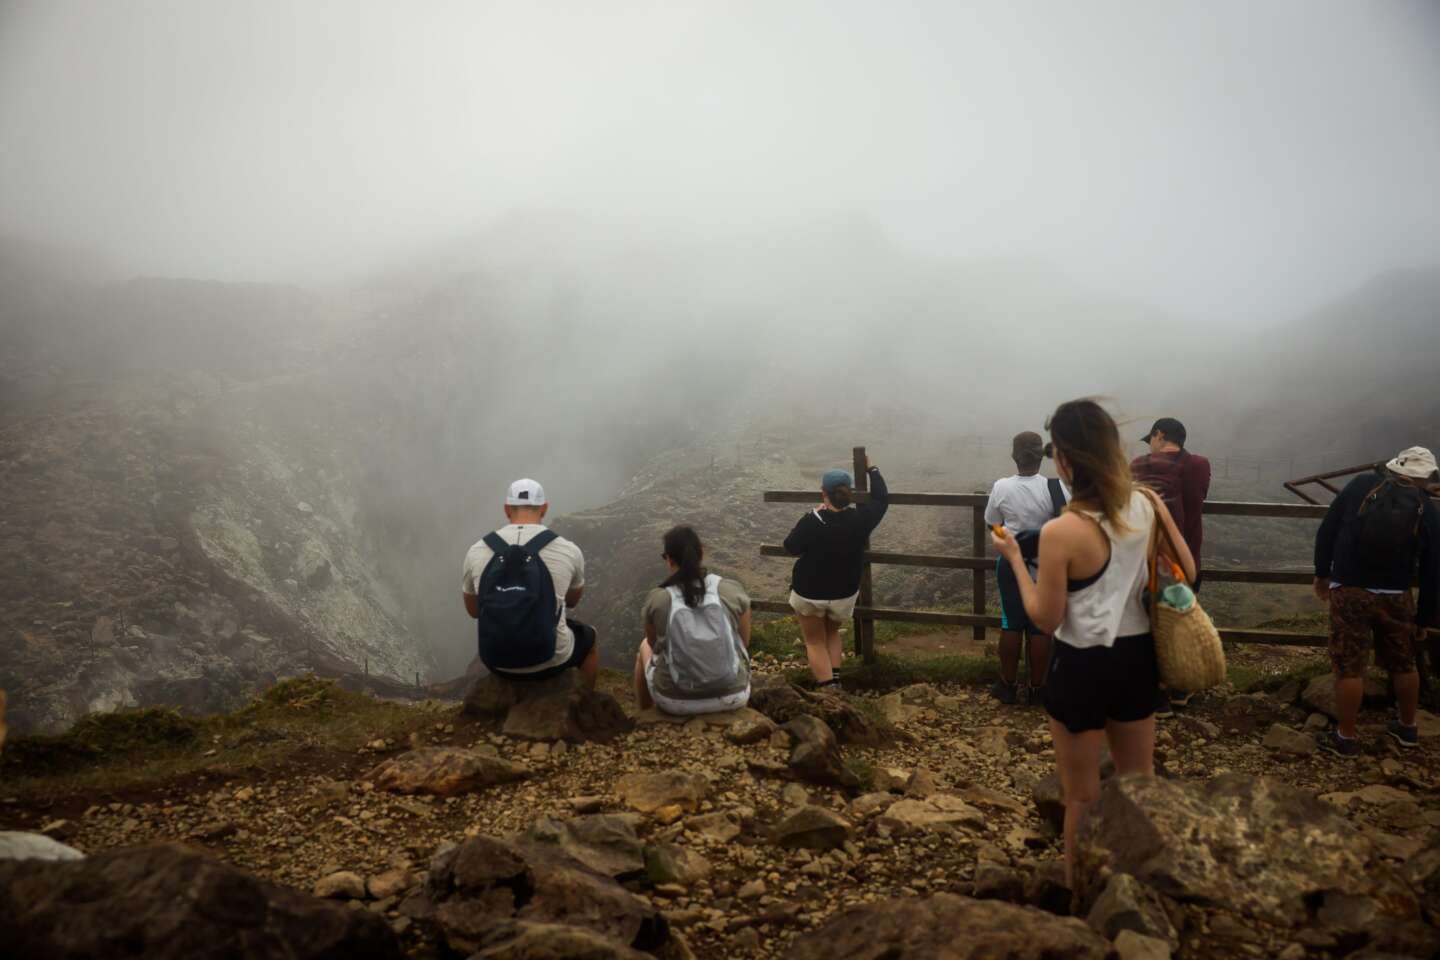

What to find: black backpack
left=1354, top=478, right=1425, bottom=569
left=475, top=530, right=561, bottom=671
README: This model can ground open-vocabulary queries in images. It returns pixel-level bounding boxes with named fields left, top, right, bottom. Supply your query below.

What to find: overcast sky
left=1, top=0, right=1437, bottom=323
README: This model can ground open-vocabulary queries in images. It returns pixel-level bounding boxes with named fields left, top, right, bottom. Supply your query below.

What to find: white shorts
left=788, top=590, right=859, bottom=623
left=644, top=658, right=750, bottom=716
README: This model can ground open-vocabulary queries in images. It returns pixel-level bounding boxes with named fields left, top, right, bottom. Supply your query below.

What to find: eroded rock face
left=427, top=835, right=681, bottom=958
left=786, top=892, right=1114, bottom=959
left=1075, top=774, right=1437, bottom=956
left=748, top=677, right=882, bottom=746
left=0, top=842, right=401, bottom=959
left=369, top=746, right=528, bottom=796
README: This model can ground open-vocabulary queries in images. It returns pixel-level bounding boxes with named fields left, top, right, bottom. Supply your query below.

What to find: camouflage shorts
left=1328, top=587, right=1416, bottom=678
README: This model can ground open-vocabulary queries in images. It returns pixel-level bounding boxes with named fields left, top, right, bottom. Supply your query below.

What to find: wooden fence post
left=971, top=495, right=987, bottom=643
left=853, top=446, right=876, bottom=664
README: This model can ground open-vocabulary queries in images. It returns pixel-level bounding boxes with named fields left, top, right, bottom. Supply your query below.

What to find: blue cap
left=821, top=469, right=853, bottom=492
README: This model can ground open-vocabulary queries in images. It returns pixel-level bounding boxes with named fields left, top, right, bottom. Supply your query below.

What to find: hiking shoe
left=819, top=677, right=843, bottom=693
left=990, top=680, right=1018, bottom=705
left=1026, top=684, right=1047, bottom=708
left=1153, top=690, right=1174, bottom=719
left=1169, top=690, right=1194, bottom=711
left=1318, top=730, right=1361, bottom=758
left=1387, top=720, right=1419, bottom=749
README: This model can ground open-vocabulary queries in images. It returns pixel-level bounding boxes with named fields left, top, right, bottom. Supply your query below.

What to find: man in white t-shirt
left=461, top=478, right=598, bottom=688
left=985, top=432, right=1067, bottom=706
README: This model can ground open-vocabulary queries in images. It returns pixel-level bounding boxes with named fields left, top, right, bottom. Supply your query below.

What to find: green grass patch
left=778, top=652, right=999, bottom=693
left=1226, top=658, right=1331, bottom=693
left=1, top=675, right=423, bottom=800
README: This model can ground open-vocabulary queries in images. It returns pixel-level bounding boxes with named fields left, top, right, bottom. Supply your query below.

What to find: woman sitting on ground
left=782, top=458, right=889, bottom=689
left=992, top=399, right=1193, bottom=886
left=634, top=525, right=753, bottom=715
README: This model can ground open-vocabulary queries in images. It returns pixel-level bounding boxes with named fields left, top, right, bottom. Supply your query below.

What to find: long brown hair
left=660, top=525, right=708, bottom=608
left=1046, top=399, right=1133, bottom=530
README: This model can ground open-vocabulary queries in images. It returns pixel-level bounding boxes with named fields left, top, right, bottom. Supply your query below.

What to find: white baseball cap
left=1386, top=447, right=1438, bottom=481
left=505, top=478, right=547, bottom=506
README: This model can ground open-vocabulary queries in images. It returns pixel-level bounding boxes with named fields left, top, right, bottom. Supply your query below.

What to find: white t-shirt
left=985, top=474, right=1067, bottom=536
left=461, top=524, right=585, bottom=673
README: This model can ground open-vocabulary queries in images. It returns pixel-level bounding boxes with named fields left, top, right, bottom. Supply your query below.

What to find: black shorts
left=490, top=619, right=597, bottom=682
left=1044, top=633, right=1158, bottom=733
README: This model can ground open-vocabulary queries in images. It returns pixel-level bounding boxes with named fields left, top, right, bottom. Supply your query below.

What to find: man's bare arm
left=565, top=586, right=584, bottom=608
left=463, top=593, right=479, bottom=619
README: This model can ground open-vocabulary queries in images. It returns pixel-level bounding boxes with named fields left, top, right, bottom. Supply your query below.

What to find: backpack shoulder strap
left=522, top=529, right=560, bottom=557
left=482, top=532, right=509, bottom=554
left=1047, top=477, right=1066, bottom=518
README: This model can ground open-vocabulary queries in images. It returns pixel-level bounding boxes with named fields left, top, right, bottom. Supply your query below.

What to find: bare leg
left=798, top=614, right=832, bottom=682
left=1104, top=715, right=1156, bottom=776
left=1028, top=633, right=1052, bottom=688
left=1049, top=719, right=1105, bottom=888
left=998, top=630, right=1022, bottom=685
left=1335, top=676, right=1364, bottom=738
left=633, top=640, right=654, bottom=710
left=1393, top=670, right=1420, bottom=727
left=825, top=619, right=844, bottom=672
left=579, top=644, right=599, bottom=691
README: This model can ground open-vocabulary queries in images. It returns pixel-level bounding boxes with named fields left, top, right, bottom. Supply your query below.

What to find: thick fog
left=3, top=2, right=1440, bottom=687
left=3, top=0, right=1439, bottom=325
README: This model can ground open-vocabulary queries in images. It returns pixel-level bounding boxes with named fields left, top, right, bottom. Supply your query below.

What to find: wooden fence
left=754, top=446, right=1332, bottom=663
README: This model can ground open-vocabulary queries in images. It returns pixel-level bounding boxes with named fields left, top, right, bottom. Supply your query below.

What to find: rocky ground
left=3, top=646, right=1438, bottom=959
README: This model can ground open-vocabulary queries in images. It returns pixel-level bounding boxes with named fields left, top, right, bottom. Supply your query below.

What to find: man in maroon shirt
left=1131, top=417, right=1212, bottom=715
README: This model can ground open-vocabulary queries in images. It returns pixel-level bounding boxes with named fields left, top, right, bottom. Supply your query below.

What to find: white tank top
left=1054, top=489, right=1155, bottom=649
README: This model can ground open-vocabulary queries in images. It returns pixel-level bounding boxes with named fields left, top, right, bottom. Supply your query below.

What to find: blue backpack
left=476, top=530, right=560, bottom=670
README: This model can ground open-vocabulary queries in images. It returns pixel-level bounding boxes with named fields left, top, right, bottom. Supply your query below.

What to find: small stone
left=781, top=783, right=810, bottom=808
left=1261, top=723, right=1316, bottom=757
left=366, top=868, right=412, bottom=900
left=730, top=926, right=762, bottom=951
left=313, top=870, right=366, bottom=899
left=1304, top=713, right=1329, bottom=732
left=772, top=805, right=851, bottom=851
left=233, top=787, right=255, bottom=802
left=567, top=795, right=606, bottom=814
left=1114, top=930, right=1172, bottom=960
left=737, top=879, right=766, bottom=899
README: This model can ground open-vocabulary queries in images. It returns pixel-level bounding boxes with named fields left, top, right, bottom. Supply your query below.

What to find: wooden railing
left=756, top=446, right=1331, bottom=663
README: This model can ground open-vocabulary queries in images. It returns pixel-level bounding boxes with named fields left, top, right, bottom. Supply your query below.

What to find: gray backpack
left=665, top=575, right=745, bottom=696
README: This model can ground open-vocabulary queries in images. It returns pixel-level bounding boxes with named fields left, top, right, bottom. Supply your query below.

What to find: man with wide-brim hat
left=1313, top=446, right=1440, bottom=756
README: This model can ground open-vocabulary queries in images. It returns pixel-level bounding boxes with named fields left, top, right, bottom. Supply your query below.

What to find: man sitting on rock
left=1314, top=447, right=1440, bottom=756
left=462, top=478, right=598, bottom=689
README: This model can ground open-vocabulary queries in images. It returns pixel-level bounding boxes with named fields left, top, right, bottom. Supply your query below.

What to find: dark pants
left=490, top=619, right=597, bottom=682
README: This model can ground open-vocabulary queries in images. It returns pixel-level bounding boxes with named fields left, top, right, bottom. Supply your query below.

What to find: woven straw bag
left=1142, top=490, right=1226, bottom=692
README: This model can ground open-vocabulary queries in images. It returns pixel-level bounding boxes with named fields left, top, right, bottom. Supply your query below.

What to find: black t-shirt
left=783, top=469, right=889, bottom=600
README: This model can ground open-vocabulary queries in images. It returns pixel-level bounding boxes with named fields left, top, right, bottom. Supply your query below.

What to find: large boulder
left=0, top=843, right=401, bottom=959
left=1075, top=774, right=1438, bottom=957
left=522, top=814, right=645, bottom=878
left=782, top=715, right=860, bottom=788
left=427, top=835, right=685, bottom=958
left=748, top=677, right=882, bottom=746
left=369, top=746, right=528, bottom=796
left=786, top=893, right=1113, bottom=959
left=465, top=671, right=633, bottom=743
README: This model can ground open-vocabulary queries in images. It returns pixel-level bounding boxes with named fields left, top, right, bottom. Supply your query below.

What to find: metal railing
left=756, top=446, right=1331, bottom=663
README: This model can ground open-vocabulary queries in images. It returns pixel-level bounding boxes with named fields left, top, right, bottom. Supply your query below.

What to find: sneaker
left=1169, top=691, right=1194, bottom=711
left=1026, top=684, right=1047, bottom=708
left=1387, top=720, right=1419, bottom=749
left=990, top=680, right=1018, bottom=705
left=819, top=677, right=843, bottom=692
left=1318, top=730, right=1361, bottom=758
left=1153, top=690, right=1174, bottom=719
